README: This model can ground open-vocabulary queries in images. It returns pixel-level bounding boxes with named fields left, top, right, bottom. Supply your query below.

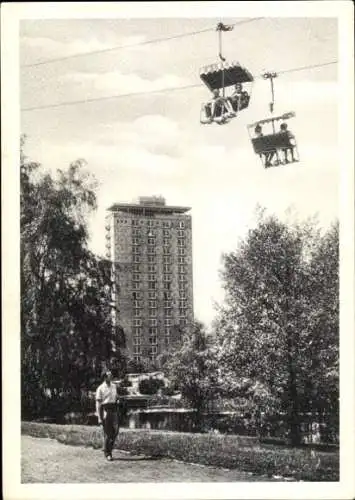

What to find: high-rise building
left=105, top=196, right=194, bottom=365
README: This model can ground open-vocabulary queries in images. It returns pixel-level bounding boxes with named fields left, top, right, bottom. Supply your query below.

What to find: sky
left=20, top=14, right=339, bottom=328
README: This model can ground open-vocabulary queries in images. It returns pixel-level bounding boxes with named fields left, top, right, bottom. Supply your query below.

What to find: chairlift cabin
left=247, top=112, right=299, bottom=168
left=247, top=72, right=299, bottom=168
left=200, top=23, right=254, bottom=125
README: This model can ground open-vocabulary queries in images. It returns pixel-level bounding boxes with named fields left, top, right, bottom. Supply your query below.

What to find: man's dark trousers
left=102, top=404, right=119, bottom=457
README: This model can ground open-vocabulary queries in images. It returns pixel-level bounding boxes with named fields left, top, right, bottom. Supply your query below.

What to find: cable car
left=247, top=72, right=299, bottom=168
left=200, top=23, right=254, bottom=125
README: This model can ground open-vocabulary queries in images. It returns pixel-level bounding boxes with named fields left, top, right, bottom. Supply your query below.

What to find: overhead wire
left=21, top=60, right=338, bottom=113
left=21, top=17, right=265, bottom=69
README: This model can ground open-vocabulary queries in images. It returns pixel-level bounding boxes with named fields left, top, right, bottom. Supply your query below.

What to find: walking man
left=96, top=370, right=120, bottom=461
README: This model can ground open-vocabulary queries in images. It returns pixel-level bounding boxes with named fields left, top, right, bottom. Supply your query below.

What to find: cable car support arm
left=216, top=22, right=233, bottom=98
left=263, top=71, right=278, bottom=132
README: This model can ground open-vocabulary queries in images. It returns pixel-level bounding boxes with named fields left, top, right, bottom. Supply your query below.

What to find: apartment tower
left=105, top=196, right=194, bottom=365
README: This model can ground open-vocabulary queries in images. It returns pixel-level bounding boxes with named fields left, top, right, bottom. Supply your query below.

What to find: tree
left=161, top=321, right=220, bottom=431
left=21, top=139, right=126, bottom=419
left=214, top=211, right=339, bottom=445
left=302, top=222, right=339, bottom=440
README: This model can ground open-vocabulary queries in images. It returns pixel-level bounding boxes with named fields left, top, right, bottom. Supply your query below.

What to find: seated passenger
left=279, top=122, right=295, bottom=163
left=254, top=124, right=276, bottom=168
left=229, top=83, right=250, bottom=112
left=204, top=89, right=235, bottom=123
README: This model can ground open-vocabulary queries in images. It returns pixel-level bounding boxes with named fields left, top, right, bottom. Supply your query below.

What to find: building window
left=165, top=338, right=170, bottom=346
left=178, top=257, right=186, bottom=264
left=178, top=230, right=185, bottom=237
left=134, top=355, right=141, bottom=362
left=148, top=265, right=156, bottom=273
left=178, top=239, right=185, bottom=247
left=148, top=238, right=155, bottom=245
left=179, top=309, right=186, bottom=317
left=165, top=319, right=172, bottom=326
left=132, top=264, right=140, bottom=272
left=132, top=220, right=139, bottom=226
left=148, top=220, right=154, bottom=227
left=163, top=247, right=170, bottom=255
left=178, top=248, right=185, bottom=255
left=149, top=327, right=157, bottom=335
left=163, top=274, right=171, bottom=282
left=178, top=282, right=185, bottom=291
left=134, top=327, right=141, bottom=335
left=133, top=255, right=141, bottom=263
left=163, top=230, right=171, bottom=237
left=179, top=291, right=186, bottom=299
left=132, top=291, right=141, bottom=300
left=133, top=337, right=141, bottom=345
left=148, top=255, right=156, bottom=263
left=133, top=273, right=140, bottom=281
left=148, top=274, right=157, bottom=282
left=179, top=265, right=185, bottom=274
left=134, top=309, right=141, bottom=317
left=164, top=291, right=171, bottom=300
left=165, top=309, right=172, bottom=317
left=164, top=301, right=172, bottom=308
left=165, top=327, right=171, bottom=336
left=149, top=319, right=157, bottom=326
left=179, top=221, right=185, bottom=229
left=133, top=319, right=142, bottom=326
left=163, top=265, right=171, bottom=273
left=132, top=282, right=140, bottom=290
left=149, top=300, right=157, bottom=308
left=179, top=301, right=187, bottom=309
left=147, top=247, right=156, bottom=255
left=149, top=309, right=157, bottom=317
left=133, top=346, right=141, bottom=355
left=163, top=282, right=171, bottom=290
left=180, top=319, right=187, bottom=327
left=149, top=336, right=157, bottom=345
left=179, top=275, right=187, bottom=282
left=149, top=346, right=158, bottom=354
left=163, top=221, right=171, bottom=228
left=163, top=256, right=171, bottom=264
left=133, top=247, right=140, bottom=254
left=134, top=301, right=143, bottom=308
left=148, top=282, right=156, bottom=290
left=163, top=238, right=170, bottom=246
left=132, top=238, right=140, bottom=245
left=148, top=292, right=156, bottom=299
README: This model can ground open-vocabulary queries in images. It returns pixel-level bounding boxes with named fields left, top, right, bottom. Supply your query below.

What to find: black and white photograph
left=2, top=2, right=354, bottom=499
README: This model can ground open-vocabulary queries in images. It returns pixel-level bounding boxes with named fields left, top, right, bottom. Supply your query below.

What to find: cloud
left=20, top=34, right=147, bottom=63
left=59, top=69, right=191, bottom=95
left=97, top=114, right=183, bottom=156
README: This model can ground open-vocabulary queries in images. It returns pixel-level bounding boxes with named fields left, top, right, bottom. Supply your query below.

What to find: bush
left=22, top=422, right=339, bottom=481
left=138, top=377, right=165, bottom=395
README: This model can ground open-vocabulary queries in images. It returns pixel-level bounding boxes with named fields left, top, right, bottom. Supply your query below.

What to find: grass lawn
left=21, top=421, right=339, bottom=481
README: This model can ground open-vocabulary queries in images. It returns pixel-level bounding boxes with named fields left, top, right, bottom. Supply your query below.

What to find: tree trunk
left=287, top=341, right=302, bottom=446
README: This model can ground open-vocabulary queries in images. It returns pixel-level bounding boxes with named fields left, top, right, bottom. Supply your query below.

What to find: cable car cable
left=21, top=18, right=265, bottom=69
left=21, top=59, right=338, bottom=113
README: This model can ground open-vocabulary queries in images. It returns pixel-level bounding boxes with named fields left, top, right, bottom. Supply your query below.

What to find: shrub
left=138, top=377, right=165, bottom=395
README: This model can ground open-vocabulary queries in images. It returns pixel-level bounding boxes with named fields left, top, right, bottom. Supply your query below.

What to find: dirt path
left=22, top=435, right=274, bottom=483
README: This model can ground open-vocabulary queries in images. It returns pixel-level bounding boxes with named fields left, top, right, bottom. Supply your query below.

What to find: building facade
left=105, top=196, right=194, bottom=365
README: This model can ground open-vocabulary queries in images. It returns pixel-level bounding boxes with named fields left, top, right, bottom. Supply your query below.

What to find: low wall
left=37, top=407, right=338, bottom=445
left=126, top=409, right=338, bottom=444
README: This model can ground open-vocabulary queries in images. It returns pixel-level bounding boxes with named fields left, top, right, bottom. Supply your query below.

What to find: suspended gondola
left=247, top=72, right=300, bottom=168
left=200, top=22, right=254, bottom=125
